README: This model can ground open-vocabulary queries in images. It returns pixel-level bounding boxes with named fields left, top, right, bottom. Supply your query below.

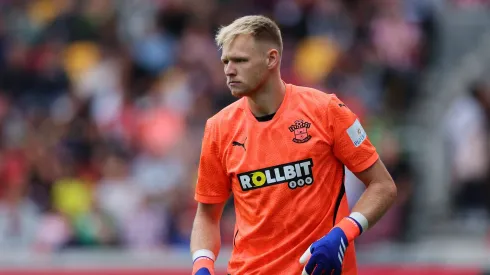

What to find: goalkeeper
left=190, top=15, right=397, bottom=275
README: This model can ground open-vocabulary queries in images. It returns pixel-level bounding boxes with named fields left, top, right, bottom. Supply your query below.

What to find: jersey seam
left=194, top=194, right=228, bottom=204
left=324, top=95, right=335, bottom=146
left=213, top=117, right=229, bottom=175
left=332, top=167, right=346, bottom=226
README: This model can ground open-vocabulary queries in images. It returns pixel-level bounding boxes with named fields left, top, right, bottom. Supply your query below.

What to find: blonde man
left=190, top=15, right=397, bottom=275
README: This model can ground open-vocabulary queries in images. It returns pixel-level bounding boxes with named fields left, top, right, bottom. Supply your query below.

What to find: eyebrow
left=221, top=55, right=249, bottom=62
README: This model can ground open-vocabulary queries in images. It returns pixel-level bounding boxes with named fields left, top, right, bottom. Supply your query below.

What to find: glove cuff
left=192, top=249, right=216, bottom=262
left=192, top=257, right=215, bottom=275
left=335, top=217, right=362, bottom=243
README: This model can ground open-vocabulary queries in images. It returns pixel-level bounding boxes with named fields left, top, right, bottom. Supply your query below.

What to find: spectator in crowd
left=445, top=80, right=490, bottom=218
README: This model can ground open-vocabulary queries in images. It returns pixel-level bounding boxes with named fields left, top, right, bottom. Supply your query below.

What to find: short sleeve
left=194, top=119, right=231, bottom=203
left=327, top=95, right=379, bottom=173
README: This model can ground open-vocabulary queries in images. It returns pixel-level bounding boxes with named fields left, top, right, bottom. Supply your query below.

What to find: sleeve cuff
left=194, top=193, right=230, bottom=204
left=347, top=152, right=379, bottom=173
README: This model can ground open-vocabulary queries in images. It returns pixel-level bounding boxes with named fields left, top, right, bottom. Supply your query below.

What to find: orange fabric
left=192, top=257, right=215, bottom=275
left=335, top=217, right=361, bottom=243
left=195, top=83, right=379, bottom=275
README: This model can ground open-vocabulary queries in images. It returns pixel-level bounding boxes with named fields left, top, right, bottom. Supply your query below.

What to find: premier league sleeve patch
left=346, top=119, right=367, bottom=147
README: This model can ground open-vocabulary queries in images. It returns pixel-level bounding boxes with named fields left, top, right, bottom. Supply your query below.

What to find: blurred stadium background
left=0, top=0, right=489, bottom=274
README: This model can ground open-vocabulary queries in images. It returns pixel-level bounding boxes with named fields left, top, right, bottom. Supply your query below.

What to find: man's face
left=221, top=34, right=269, bottom=97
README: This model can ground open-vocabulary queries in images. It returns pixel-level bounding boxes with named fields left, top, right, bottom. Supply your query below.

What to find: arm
left=191, top=119, right=231, bottom=275
left=300, top=95, right=397, bottom=275
left=190, top=201, right=227, bottom=258
left=326, top=95, right=397, bottom=237
left=189, top=201, right=227, bottom=275
left=351, top=158, right=397, bottom=228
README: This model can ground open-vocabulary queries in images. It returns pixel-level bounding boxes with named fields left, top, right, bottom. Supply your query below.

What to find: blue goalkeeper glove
left=194, top=265, right=212, bottom=275
left=299, top=214, right=368, bottom=275
left=299, top=227, right=348, bottom=275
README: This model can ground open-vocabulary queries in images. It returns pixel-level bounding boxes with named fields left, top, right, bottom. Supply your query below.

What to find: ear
left=266, top=49, right=280, bottom=69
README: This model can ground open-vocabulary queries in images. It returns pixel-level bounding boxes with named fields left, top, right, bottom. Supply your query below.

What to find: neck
left=247, top=75, right=286, bottom=117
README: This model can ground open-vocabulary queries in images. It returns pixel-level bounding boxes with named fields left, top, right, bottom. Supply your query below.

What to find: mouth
left=228, top=81, right=241, bottom=85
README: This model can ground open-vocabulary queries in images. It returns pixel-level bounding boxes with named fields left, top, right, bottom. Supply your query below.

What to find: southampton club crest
left=289, top=119, right=312, bottom=143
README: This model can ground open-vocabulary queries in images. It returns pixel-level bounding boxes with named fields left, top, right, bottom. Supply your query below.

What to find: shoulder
left=289, top=84, right=347, bottom=119
left=205, top=97, right=246, bottom=134
left=207, top=97, right=246, bottom=125
left=289, top=84, right=339, bottom=107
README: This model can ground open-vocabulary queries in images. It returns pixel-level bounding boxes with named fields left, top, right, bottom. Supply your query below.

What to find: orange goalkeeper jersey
left=195, top=83, right=379, bottom=275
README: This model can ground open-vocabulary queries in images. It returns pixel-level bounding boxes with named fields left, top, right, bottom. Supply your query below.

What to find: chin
left=230, top=88, right=251, bottom=98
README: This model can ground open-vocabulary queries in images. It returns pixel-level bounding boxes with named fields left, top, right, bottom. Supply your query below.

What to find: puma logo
left=232, top=137, right=247, bottom=151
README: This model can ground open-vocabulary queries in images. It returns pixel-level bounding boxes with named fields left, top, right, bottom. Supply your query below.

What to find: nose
left=224, top=62, right=237, bottom=77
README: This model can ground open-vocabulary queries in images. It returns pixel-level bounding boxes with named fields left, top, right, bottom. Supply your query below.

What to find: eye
left=222, top=60, right=229, bottom=65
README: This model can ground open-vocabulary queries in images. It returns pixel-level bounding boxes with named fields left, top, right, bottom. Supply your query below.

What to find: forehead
left=221, top=34, right=259, bottom=58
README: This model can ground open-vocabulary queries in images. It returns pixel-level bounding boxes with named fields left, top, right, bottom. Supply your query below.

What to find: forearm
left=351, top=180, right=397, bottom=228
left=190, top=204, right=224, bottom=258
left=190, top=202, right=225, bottom=275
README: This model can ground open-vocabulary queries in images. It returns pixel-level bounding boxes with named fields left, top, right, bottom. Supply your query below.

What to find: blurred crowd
left=445, top=80, right=490, bottom=222
left=0, top=0, right=440, bottom=252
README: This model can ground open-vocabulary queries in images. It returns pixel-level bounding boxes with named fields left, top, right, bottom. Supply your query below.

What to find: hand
left=195, top=268, right=212, bottom=275
left=192, top=257, right=215, bottom=275
left=299, top=227, right=348, bottom=275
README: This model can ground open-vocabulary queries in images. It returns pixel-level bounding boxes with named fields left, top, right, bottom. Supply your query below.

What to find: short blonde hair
left=215, top=15, right=283, bottom=55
